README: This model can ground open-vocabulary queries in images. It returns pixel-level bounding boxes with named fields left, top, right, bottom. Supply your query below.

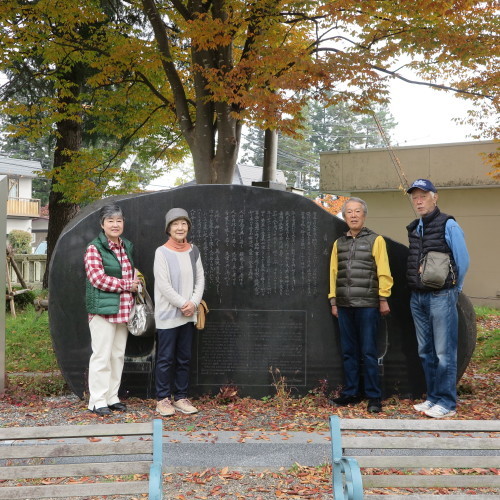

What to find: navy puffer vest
left=406, top=207, right=457, bottom=291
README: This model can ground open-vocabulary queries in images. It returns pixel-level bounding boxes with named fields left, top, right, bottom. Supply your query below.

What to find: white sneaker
left=424, top=404, right=456, bottom=418
left=413, top=400, right=434, bottom=412
left=173, top=398, right=198, bottom=414
left=156, top=398, right=175, bottom=416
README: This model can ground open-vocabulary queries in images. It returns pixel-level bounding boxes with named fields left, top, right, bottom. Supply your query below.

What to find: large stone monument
left=49, top=185, right=476, bottom=400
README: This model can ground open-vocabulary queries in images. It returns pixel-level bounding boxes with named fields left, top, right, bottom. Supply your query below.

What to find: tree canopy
left=0, top=0, right=185, bottom=203
left=1, top=0, right=498, bottom=195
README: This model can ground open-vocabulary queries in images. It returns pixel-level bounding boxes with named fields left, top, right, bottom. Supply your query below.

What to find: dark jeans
left=155, top=322, right=194, bottom=401
left=337, top=306, right=381, bottom=399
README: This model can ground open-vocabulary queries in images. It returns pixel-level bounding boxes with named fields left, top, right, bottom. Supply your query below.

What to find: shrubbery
left=8, top=229, right=32, bottom=254
left=5, top=287, right=36, bottom=311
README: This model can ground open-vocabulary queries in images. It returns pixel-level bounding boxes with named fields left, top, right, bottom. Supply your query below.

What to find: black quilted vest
left=335, top=227, right=379, bottom=308
left=406, top=207, right=457, bottom=291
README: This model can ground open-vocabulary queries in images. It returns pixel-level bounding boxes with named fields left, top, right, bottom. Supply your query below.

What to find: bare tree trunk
left=42, top=67, right=83, bottom=289
left=43, top=188, right=79, bottom=289
left=192, top=104, right=242, bottom=184
left=141, top=0, right=243, bottom=185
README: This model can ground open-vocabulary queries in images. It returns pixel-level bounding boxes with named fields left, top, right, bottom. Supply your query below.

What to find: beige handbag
left=195, top=300, right=209, bottom=330
left=420, top=251, right=452, bottom=289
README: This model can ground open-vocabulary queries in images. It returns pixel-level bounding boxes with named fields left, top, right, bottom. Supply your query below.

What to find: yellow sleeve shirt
left=328, top=235, right=393, bottom=301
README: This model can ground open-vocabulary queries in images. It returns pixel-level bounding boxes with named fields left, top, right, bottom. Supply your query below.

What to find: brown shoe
left=173, top=398, right=198, bottom=414
left=156, top=398, right=175, bottom=416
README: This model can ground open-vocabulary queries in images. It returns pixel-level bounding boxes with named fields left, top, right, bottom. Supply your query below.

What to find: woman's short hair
left=341, top=197, right=368, bottom=217
left=99, top=204, right=124, bottom=225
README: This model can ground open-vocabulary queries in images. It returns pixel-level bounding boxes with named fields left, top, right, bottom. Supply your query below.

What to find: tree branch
left=85, top=102, right=171, bottom=183
left=141, top=0, right=194, bottom=140
left=169, top=0, right=192, bottom=21
left=134, top=70, right=174, bottom=109
left=373, top=65, right=494, bottom=100
left=314, top=47, right=494, bottom=100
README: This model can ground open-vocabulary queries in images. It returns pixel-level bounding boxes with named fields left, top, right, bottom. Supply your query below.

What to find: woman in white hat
left=153, top=208, right=205, bottom=416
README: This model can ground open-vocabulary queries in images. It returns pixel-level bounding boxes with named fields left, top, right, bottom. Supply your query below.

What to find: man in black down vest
left=406, top=179, right=470, bottom=418
left=329, top=197, right=393, bottom=413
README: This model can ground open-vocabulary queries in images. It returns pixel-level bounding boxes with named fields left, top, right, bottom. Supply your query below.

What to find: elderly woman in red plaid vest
left=84, top=204, right=140, bottom=416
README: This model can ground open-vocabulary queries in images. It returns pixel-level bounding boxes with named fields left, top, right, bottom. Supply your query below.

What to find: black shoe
left=330, top=395, right=361, bottom=407
left=91, top=406, right=112, bottom=416
left=367, top=398, right=382, bottom=413
left=108, top=402, right=127, bottom=412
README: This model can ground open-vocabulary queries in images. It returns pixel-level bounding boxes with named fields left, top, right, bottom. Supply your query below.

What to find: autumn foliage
left=0, top=0, right=498, bottom=198
left=314, top=194, right=349, bottom=216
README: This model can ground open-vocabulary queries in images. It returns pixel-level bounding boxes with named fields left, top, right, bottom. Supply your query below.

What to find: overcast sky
left=388, top=78, right=478, bottom=147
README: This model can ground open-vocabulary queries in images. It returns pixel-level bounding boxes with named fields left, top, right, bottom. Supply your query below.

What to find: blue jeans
left=155, top=322, right=194, bottom=400
left=337, top=307, right=381, bottom=399
left=410, top=288, right=459, bottom=411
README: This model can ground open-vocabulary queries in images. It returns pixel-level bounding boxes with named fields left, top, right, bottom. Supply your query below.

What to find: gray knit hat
left=165, top=207, right=192, bottom=234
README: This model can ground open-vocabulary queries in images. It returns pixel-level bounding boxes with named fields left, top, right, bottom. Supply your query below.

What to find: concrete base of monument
left=251, top=180, right=287, bottom=190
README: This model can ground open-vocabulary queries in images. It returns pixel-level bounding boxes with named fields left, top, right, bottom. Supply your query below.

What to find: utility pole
left=262, top=129, right=278, bottom=182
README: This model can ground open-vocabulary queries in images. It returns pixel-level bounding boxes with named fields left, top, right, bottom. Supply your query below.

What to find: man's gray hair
left=341, top=197, right=368, bottom=217
left=99, top=204, right=124, bottom=225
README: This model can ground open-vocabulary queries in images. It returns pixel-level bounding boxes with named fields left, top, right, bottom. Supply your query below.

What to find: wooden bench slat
left=0, top=480, right=150, bottom=499
left=330, top=417, right=500, bottom=499
left=0, top=419, right=163, bottom=499
left=0, top=440, right=153, bottom=460
left=356, top=455, right=500, bottom=468
left=0, top=422, right=154, bottom=440
left=367, top=495, right=495, bottom=500
left=363, top=474, right=500, bottom=488
left=342, top=436, right=498, bottom=450
left=340, top=418, right=500, bottom=432
left=0, top=460, right=151, bottom=480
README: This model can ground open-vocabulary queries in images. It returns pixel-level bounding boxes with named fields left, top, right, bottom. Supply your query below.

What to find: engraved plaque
left=196, top=309, right=306, bottom=386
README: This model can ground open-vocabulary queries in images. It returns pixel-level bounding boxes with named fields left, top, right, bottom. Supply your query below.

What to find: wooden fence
left=7, top=254, right=47, bottom=288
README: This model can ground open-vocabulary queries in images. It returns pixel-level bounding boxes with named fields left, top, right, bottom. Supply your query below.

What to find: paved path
left=163, top=430, right=332, bottom=469
left=161, top=429, right=498, bottom=470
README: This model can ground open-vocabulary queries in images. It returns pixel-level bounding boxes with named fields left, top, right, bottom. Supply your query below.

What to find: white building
left=0, top=156, right=43, bottom=245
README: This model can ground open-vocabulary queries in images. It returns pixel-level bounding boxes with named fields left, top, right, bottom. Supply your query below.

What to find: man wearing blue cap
left=406, top=179, right=469, bottom=418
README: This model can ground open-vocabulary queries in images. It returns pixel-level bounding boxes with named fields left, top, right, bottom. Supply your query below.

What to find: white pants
left=87, top=315, right=128, bottom=410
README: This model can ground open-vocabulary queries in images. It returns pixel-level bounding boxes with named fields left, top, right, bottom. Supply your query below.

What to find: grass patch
left=7, top=373, right=69, bottom=399
left=475, top=331, right=499, bottom=371
left=474, top=305, right=500, bottom=320
left=5, top=305, right=69, bottom=400
left=6, top=305, right=58, bottom=372
left=473, top=306, right=500, bottom=373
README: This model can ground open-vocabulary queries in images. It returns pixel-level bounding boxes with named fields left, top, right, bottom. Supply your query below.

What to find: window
left=8, top=177, right=19, bottom=198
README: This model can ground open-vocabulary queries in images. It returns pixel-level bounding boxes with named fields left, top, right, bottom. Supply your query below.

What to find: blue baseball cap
left=407, top=179, right=437, bottom=194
